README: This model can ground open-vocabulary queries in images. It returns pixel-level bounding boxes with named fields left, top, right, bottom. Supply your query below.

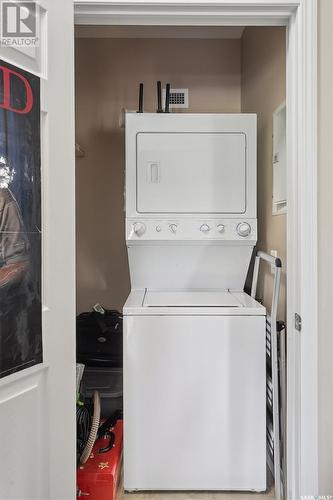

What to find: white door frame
left=74, top=1, right=318, bottom=498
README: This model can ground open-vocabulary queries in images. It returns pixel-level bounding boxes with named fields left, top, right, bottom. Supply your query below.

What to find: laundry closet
left=75, top=25, right=287, bottom=497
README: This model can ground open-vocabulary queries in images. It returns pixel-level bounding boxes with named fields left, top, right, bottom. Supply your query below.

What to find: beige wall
left=318, top=0, right=333, bottom=495
left=75, top=38, right=242, bottom=312
left=241, top=27, right=286, bottom=320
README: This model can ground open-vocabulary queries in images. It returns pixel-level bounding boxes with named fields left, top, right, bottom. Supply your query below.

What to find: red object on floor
left=77, top=419, right=123, bottom=500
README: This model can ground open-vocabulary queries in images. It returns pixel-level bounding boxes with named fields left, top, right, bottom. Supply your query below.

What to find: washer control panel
left=127, top=218, right=257, bottom=242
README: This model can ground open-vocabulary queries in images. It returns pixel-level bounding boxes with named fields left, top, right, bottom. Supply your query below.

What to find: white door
left=0, top=1, right=75, bottom=499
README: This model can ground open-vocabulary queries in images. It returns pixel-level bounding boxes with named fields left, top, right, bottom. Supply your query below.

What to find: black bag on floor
left=76, top=304, right=123, bottom=368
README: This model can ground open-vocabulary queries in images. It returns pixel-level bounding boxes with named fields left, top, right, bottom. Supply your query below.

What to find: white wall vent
left=162, top=88, right=189, bottom=108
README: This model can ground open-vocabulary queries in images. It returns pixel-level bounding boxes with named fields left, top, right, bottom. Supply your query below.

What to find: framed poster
left=0, top=59, right=42, bottom=378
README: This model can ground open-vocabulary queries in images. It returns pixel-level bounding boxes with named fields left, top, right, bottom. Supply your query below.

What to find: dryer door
left=136, top=132, right=246, bottom=214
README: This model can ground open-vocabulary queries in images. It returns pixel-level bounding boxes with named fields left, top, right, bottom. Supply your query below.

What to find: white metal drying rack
left=251, top=251, right=286, bottom=500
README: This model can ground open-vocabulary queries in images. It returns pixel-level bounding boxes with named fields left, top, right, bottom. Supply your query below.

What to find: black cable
left=165, top=83, right=170, bottom=113
left=156, top=81, right=163, bottom=113
left=76, top=405, right=91, bottom=461
left=137, top=83, right=144, bottom=113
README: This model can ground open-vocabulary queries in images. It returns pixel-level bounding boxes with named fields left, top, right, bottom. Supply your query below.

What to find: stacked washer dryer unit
left=123, top=113, right=266, bottom=492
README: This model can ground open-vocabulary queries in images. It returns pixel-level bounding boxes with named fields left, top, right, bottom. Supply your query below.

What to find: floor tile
left=119, top=492, right=210, bottom=500
left=118, top=486, right=274, bottom=500
left=208, top=489, right=274, bottom=500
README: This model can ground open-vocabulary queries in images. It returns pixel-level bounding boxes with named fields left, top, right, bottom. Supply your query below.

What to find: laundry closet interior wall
left=242, top=27, right=286, bottom=320
left=75, top=26, right=286, bottom=317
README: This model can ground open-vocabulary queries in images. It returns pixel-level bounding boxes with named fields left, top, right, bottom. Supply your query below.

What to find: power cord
left=76, top=405, right=90, bottom=463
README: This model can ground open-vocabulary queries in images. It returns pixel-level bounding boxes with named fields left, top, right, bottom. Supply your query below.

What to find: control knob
left=200, top=224, right=210, bottom=233
left=237, top=222, right=251, bottom=237
left=217, top=224, right=225, bottom=233
left=169, top=224, right=178, bottom=234
left=133, top=222, right=146, bottom=236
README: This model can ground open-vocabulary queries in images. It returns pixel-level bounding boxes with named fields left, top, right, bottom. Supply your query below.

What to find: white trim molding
left=290, top=1, right=319, bottom=497
left=74, top=1, right=300, bottom=25
left=73, top=1, right=319, bottom=498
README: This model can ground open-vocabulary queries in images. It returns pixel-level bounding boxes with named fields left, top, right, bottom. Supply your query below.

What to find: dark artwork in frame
left=0, top=59, right=42, bottom=378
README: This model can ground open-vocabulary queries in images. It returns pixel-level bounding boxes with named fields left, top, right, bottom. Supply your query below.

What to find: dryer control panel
left=126, top=218, right=257, bottom=243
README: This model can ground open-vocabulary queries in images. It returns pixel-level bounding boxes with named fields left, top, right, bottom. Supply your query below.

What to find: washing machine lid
left=124, top=289, right=266, bottom=316
left=143, top=290, right=243, bottom=308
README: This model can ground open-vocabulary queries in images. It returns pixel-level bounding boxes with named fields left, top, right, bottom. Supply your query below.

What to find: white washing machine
left=123, top=113, right=266, bottom=491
